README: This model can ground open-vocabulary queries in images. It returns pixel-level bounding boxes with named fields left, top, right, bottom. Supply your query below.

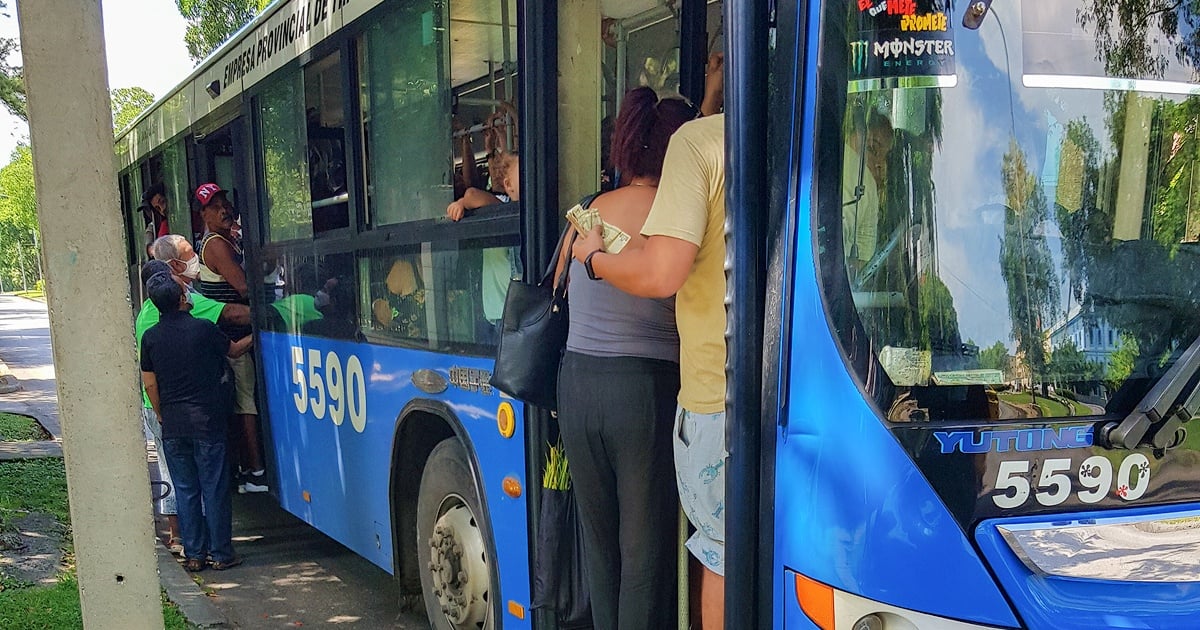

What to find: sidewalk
left=0, top=356, right=61, bottom=460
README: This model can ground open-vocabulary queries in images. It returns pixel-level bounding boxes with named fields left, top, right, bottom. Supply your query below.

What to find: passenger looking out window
left=445, top=151, right=522, bottom=345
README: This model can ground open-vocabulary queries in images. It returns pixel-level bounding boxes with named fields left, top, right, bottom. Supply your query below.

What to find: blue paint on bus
left=771, top=1, right=1017, bottom=621
left=977, top=504, right=1200, bottom=630
left=259, top=331, right=531, bottom=628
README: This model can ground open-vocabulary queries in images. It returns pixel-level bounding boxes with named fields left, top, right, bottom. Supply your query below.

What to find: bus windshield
left=821, top=0, right=1200, bottom=422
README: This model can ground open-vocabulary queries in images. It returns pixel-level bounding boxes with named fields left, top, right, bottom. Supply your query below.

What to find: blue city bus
left=116, top=0, right=1200, bottom=628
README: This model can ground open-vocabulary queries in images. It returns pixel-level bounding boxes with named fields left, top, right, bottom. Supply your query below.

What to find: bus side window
left=305, top=51, right=349, bottom=234
left=357, top=3, right=453, bottom=227
left=261, top=252, right=357, bottom=340
left=358, top=237, right=517, bottom=355
left=259, top=70, right=314, bottom=243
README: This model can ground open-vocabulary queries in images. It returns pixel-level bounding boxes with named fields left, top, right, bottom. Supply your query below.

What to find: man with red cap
left=194, top=183, right=268, bottom=494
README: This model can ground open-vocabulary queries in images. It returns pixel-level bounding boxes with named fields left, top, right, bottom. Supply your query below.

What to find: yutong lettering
left=222, top=0, right=353, bottom=89
left=935, top=425, right=1095, bottom=454
left=873, top=37, right=954, bottom=59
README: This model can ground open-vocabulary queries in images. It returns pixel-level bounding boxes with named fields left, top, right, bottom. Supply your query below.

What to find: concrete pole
left=557, top=0, right=601, bottom=207
left=15, top=2, right=164, bottom=628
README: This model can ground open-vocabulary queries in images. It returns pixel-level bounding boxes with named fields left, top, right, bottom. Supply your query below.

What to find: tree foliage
left=1077, top=0, right=1200, bottom=78
left=999, top=140, right=1060, bottom=390
left=0, top=145, right=40, bottom=289
left=0, top=37, right=26, bottom=121
left=176, top=0, right=271, bottom=64
left=979, top=341, right=1009, bottom=374
left=111, top=87, right=155, bottom=133
left=1047, top=340, right=1102, bottom=386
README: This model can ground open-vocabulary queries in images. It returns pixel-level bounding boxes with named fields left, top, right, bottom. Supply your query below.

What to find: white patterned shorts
left=673, top=406, right=726, bottom=576
left=142, top=407, right=177, bottom=515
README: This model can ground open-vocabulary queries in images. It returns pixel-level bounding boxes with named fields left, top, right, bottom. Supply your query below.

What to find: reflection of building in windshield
left=1046, top=307, right=1119, bottom=367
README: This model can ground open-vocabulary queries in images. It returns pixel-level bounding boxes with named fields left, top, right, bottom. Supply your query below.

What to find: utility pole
left=31, top=230, right=44, bottom=285
left=15, top=239, right=28, bottom=291
left=16, top=2, right=164, bottom=628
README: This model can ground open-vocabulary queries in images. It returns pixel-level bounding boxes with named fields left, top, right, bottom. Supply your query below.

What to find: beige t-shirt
left=640, top=114, right=727, bottom=414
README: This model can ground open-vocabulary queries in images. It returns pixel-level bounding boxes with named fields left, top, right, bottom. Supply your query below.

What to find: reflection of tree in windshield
left=1054, top=90, right=1200, bottom=394
left=1077, top=0, right=1200, bottom=79
left=1000, top=140, right=1059, bottom=394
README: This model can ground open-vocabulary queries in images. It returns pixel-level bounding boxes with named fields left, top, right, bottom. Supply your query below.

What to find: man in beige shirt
left=572, top=112, right=727, bottom=630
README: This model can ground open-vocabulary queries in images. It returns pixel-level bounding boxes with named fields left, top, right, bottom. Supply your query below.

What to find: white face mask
left=179, top=255, right=201, bottom=280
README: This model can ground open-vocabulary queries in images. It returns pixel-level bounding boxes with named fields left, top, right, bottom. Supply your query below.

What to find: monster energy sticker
left=850, top=0, right=956, bottom=92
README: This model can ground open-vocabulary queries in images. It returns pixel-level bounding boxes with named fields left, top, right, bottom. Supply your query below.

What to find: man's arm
left=447, top=188, right=503, bottom=221
left=142, top=371, right=162, bottom=419
left=217, top=302, right=252, bottom=327
left=202, top=237, right=249, bottom=297
left=571, top=227, right=698, bottom=299
left=227, top=335, right=254, bottom=358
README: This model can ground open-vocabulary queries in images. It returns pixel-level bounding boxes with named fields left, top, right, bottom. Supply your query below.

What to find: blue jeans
left=162, top=438, right=235, bottom=563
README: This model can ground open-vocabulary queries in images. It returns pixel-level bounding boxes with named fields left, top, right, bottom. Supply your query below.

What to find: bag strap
left=539, top=191, right=602, bottom=289
left=552, top=231, right=578, bottom=294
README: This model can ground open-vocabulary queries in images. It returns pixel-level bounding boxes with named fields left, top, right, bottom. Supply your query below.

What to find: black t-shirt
left=140, top=310, right=232, bottom=440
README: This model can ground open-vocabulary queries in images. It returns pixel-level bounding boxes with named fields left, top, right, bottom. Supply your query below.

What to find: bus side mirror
left=962, top=0, right=994, bottom=30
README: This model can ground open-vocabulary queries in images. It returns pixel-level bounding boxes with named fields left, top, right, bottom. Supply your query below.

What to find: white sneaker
left=241, top=480, right=269, bottom=493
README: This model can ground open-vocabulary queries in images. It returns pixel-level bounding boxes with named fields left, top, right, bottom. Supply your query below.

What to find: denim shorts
left=673, top=406, right=726, bottom=576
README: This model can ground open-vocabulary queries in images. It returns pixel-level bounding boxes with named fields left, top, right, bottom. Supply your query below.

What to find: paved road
left=179, top=493, right=429, bottom=629
left=0, top=293, right=429, bottom=628
left=0, top=295, right=60, bottom=436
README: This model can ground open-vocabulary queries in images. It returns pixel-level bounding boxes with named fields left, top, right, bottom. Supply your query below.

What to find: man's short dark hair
left=141, top=260, right=172, bottom=287
left=146, top=272, right=182, bottom=313
left=141, top=182, right=166, bottom=205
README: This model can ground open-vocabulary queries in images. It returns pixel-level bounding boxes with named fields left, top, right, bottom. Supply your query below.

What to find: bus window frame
left=241, top=2, right=523, bottom=355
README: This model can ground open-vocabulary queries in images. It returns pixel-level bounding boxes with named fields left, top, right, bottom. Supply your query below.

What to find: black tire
left=417, top=438, right=496, bottom=630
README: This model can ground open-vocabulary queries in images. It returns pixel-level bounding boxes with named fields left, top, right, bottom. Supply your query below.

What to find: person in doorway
left=193, top=183, right=267, bottom=494
left=140, top=182, right=170, bottom=257
left=140, top=271, right=251, bottom=572
left=553, top=87, right=696, bottom=630
left=571, top=109, right=728, bottom=630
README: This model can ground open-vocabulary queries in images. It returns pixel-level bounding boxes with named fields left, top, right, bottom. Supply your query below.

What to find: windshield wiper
left=1099, top=334, right=1200, bottom=450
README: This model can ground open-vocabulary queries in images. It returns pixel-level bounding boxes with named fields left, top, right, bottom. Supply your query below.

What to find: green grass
left=1068, top=399, right=1093, bottom=416
left=997, top=391, right=1089, bottom=417
left=11, top=290, right=45, bottom=302
left=0, top=573, right=83, bottom=629
left=0, top=457, right=193, bottom=628
left=0, top=413, right=48, bottom=442
left=0, top=459, right=69, bottom=524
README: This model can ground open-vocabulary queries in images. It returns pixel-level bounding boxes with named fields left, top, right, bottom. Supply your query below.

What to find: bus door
left=192, top=122, right=252, bottom=247
left=529, top=2, right=723, bottom=628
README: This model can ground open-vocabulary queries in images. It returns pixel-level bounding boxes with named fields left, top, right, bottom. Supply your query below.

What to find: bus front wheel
left=416, top=438, right=495, bottom=630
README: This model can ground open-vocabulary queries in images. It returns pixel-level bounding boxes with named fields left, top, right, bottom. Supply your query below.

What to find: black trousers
left=558, top=351, right=680, bottom=630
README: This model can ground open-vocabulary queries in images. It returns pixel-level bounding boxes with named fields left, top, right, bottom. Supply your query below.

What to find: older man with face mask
left=147, top=232, right=266, bottom=493
left=148, top=234, right=250, bottom=329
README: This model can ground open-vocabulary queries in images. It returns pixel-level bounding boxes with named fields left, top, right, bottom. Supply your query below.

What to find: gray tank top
left=565, top=260, right=679, bottom=363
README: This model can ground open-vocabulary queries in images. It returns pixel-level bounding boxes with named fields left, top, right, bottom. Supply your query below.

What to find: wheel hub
left=426, top=499, right=490, bottom=627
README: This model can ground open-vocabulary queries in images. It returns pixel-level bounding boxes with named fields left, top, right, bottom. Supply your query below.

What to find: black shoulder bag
left=490, top=194, right=597, bottom=409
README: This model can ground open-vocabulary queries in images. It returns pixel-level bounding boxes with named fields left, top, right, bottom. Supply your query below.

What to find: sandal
left=167, top=538, right=184, bottom=557
left=183, top=558, right=206, bottom=572
left=209, top=556, right=243, bottom=571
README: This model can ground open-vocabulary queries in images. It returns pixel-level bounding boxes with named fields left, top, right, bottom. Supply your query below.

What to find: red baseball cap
left=194, top=183, right=225, bottom=206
